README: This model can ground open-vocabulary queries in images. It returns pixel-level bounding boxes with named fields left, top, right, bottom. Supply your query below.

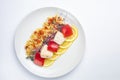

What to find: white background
left=0, top=0, right=120, bottom=80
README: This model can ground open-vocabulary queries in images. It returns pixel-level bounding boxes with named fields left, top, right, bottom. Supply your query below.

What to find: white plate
left=14, top=7, right=85, bottom=78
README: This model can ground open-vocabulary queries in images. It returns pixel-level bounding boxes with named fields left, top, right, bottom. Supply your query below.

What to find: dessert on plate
left=25, top=15, right=78, bottom=67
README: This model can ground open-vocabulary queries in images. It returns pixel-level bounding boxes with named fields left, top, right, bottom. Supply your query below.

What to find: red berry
left=61, top=24, right=73, bottom=37
left=47, top=41, right=59, bottom=52
left=34, top=52, right=45, bottom=66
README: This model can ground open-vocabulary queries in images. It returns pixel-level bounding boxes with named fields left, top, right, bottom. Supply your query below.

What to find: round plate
left=14, top=7, right=85, bottom=78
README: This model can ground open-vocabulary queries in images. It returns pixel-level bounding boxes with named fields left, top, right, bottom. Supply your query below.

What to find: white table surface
left=0, top=0, right=120, bottom=80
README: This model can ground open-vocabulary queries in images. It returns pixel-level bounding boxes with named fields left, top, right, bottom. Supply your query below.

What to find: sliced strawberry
left=34, top=52, right=45, bottom=66
left=61, top=24, right=73, bottom=37
left=47, top=41, right=59, bottom=52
